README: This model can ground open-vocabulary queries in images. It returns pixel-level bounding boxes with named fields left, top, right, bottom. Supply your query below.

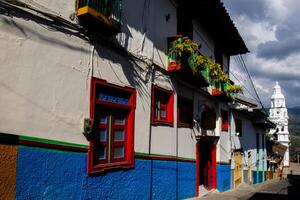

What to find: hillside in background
left=288, top=107, right=300, bottom=135
left=288, top=107, right=300, bottom=161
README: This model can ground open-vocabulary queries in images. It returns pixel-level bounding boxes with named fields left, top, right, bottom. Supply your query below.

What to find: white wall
left=231, top=112, right=267, bottom=172
left=0, top=0, right=229, bottom=161
left=217, top=104, right=230, bottom=163
left=0, top=13, right=90, bottom=144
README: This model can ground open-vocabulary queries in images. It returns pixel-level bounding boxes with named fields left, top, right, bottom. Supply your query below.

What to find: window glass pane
left=115, top=116, right=125, bottom=125
left=100, top=115, right=108, bottom=124
left=155, top=107, right=159, bottom=119
left=114, top=130, right=125, bottom=141
left=160, top=109, right=166, bottom=118
left=98, top=146, right=106, bottom=160
left=99, top=129, right=107, bottom=142
left=114, top=146, right=124, bottom=158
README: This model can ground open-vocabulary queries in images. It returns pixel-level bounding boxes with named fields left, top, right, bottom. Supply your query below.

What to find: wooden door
left=234, top=151, right=242, bottom=188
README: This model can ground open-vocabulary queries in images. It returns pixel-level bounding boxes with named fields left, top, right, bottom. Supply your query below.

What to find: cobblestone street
left=195, top=163, right=300, bottom=200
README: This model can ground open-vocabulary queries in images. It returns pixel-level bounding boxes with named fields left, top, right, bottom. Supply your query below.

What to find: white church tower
left=269, top=82, right=290, bottom=167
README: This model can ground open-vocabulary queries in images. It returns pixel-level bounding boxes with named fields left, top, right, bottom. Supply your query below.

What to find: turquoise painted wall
left=252, top=171, right=264, bottom=184
left=15, top=146, right=195, bottom=200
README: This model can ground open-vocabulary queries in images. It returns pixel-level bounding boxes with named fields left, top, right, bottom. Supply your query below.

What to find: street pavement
left=193, top=162, right=300, bottom=200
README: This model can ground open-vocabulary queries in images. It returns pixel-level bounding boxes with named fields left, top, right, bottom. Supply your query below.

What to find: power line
left=230, top=71, right=259, bottom=101
left=239, top=55, right=265, bottom=110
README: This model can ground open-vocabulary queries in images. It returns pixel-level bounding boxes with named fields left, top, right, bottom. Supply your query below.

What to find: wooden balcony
left=76, top=0, right=122, bottom=35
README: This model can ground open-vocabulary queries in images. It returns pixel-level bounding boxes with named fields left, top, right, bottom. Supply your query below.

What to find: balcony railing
left=76, top=0, right=122, bottom=34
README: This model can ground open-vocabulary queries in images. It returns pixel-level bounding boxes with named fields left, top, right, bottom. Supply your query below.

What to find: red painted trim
left=151, top=84, right=174, bottom=127
left=135, top=154, right=196, bottom=163
left=195, top=142, right=199, bottom=197
left=221, top=110, right=229, bottom=131
left=95, top=100, right=131, bottom=109
left=88, top=77, right=136, bottom=174
left=211, top=145, right=217, bottom=189
left=19, top=140, right=88, bottom=152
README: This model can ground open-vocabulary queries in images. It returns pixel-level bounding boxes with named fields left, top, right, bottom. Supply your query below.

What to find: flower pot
left=215, top=82, right=222, bottom=92
left=223, top=82, right=229, bottom=92
left=167, top=61, right=182, bottom=71
left=201, top=67, right=210, bottom=82
left=212, top=88, right=221, bottom=95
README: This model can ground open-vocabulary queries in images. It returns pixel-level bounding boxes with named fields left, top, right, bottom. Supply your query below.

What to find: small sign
left=99, top=93, right=129, bottom=105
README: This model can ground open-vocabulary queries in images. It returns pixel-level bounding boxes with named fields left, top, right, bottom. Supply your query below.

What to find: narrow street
left=196, top=163, right=300, bottom=200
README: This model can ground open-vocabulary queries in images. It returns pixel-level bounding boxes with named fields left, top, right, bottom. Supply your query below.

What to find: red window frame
left=177, top=96, right=193, bottom=128
left=221, top=110, right=229, bottom=131
left=151, top=84, right=174, bottom=126
left=89, top=78, right=136, bottom=174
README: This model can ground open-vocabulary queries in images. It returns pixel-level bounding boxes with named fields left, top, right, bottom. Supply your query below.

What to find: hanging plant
left=226, top=84, right=243, bottom=94
left=175, top=38, right=199, bottom=56
left=208, top=62, right=222, bottom=83
left=219, top=73, right=229, bottom=83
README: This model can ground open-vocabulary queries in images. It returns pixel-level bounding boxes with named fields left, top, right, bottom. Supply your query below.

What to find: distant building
left=269, top=82, right=290, bottom=167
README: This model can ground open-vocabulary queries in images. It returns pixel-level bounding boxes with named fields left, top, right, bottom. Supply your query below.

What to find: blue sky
left=222, top=0, right=300, bottom=108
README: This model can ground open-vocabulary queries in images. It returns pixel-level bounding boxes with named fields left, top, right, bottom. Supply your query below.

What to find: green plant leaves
left=168, top=36, right=243, bottom=96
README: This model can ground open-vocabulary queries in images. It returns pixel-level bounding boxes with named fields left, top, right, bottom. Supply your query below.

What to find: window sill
left=177, top=122, right=193, bottom=128
left=88, top=160, right=134, bottom=175
left=151, top=120, right=174, bottom=127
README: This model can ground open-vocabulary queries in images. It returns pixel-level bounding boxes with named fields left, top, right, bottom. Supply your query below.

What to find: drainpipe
left=229, top=109, right=233, bottom=189
left=148, top=65, right=155, bottom=200
left=176, top=80, right=179, bottom=200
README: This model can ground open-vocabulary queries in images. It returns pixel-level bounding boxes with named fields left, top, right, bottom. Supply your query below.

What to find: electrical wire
left=230, top=71, right=259, bottom=101
left=239, top=55, right=266, bottom=110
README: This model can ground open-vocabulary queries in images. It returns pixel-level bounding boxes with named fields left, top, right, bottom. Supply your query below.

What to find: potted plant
left=226, top=84, right=243, bottom=98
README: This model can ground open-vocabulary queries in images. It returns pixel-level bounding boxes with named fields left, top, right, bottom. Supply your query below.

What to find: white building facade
left=269, top=82, right=290, bottom=167
left=0, top=0, right=250, bottom=199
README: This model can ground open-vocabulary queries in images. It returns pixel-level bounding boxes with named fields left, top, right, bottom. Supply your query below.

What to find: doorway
left=196, top=139, right=217, bottom=195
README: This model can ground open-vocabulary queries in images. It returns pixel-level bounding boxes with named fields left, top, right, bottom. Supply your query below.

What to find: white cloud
left=223, top=0, right=300, bottom=107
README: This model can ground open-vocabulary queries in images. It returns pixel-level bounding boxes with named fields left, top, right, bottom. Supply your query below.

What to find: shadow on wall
left=0, top=1, right=90, bottom=53
left=0, top=1, right=166, bottom=115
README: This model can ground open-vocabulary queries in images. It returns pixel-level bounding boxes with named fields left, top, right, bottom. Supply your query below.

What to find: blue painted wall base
left=16, top=146, right=195, bottom=200
left=216, top=164, right=231, bottom=192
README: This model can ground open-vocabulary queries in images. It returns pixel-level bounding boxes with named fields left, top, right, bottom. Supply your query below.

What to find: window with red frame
left=151, top=85, right=174, bottom=126
left=177, top=96, right=193, bottom=128
left=221, top=110, right=229, bottom=131
left=89, top=78, right=136, bottom=174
